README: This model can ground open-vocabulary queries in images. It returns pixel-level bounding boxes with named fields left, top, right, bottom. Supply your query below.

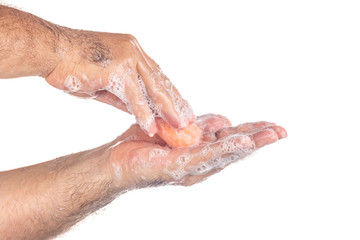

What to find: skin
left=0, top=5, right=288, bottom=240
left=0, top=114, right=287, bottom=239
left=0, top=5, right=193, bottom=136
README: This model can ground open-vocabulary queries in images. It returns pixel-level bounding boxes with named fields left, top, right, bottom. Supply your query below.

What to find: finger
left=106, top=70, right=157, bottom=136
left=186, top=128, right=282, bottom=176
left=196, top=114, right=232, bottom=133
left=249, top=128, right=279, bottom=148
left=137, top=60, right=194, bottom=129
left=137, top=61, right=177, bottom=123
left=216, top=123, right=287, bottom=141
left=236, top=121, right=276, bottom=132
left=132, top=40, right=161, bottom=72
left=216, top=121, right=277, bottom=139
left=162, top=134, right=255, bottom=182
left=93, top=90, right=130, bottom=113
left=269, top=125, right=288, bottom=139
left=186, top=134, right=255, bottom=175
left=125, top=70, right=157, bottom=136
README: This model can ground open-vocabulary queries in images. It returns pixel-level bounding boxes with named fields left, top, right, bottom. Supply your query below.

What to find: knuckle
left=123, top=34, right=139, bottom=48
left=124, top=33, right=137, bottom=41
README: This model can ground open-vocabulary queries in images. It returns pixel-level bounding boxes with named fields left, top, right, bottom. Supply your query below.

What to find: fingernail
left=271, top=126, right=288, bottom=139
left=279, top=128, right=288, bottom=139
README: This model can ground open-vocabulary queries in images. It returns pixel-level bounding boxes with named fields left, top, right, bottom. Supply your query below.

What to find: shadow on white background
left=0, top=0, right=359, bottom=239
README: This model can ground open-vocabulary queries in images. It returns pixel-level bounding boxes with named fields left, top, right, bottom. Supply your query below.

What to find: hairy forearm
left=0, top=5, right=115, bottom=80
left=0, top=146, right=120, bottom=240
left=0, top=5, right=65, bottom=78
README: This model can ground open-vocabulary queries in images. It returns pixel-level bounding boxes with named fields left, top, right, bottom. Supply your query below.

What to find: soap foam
left=195, top=114, right=231, bottom=133
left=105, top=66, right=194, bottom=131
left=64, top=75, right=82, bottom=92
left=134, top=76, right=157, bottom=133
left=160, top=73, right=193, bottom=128
left=106, top=71, right=132, bottom=113
left=112, top=163, right=123, bottom=180
left=109, top=129, right=257, bottom=187
left=164, top=134, right=256, bottom=181
left=138, top=76, right=163, bottom=119
left=150, top=69, right=193, bottom=128
left=149, top=148, right=169, bottom=160
left=173, top=96, right=193, bottom=128
left=163, top=153, right=190, bottom=180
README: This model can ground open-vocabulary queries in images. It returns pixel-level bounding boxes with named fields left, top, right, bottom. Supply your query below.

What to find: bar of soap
left=156, top=119, right=202, bottom=148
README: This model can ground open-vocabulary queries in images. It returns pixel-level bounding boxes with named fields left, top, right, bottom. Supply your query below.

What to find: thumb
left=94, top=90, right=131, bottom=113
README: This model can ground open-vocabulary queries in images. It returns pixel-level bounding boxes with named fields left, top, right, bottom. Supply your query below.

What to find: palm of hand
left=108, top=114, right=287, bottom=188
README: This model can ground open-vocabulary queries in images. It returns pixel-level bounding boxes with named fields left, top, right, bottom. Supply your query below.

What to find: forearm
left=0, top=5, right=115, bottom=82
left=0, top=5, right=64, bottom=78
left=0, top=146, right=121, bottom=240
left=0, top=6, right=136, bottom=79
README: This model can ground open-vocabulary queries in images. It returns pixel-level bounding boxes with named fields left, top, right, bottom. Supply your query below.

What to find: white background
left=1, top=0, right=359, bottom=239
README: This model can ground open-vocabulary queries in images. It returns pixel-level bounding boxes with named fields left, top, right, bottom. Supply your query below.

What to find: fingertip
left=140, top=117, right=158, bottom=137
left=175, top=100, right=195, bottom=129
left=279, top=127, right=288, bottom=139
left=188, top=112, right=196, bottom=124
left=148, top=120, right=158, bottom=137
left=268, top=126, right=288, bottom=139
left=159, top=107, right=183, bottom=130
left=164, top=113, right=193, bottom=130
left=166, top=116, right=183, bottom=129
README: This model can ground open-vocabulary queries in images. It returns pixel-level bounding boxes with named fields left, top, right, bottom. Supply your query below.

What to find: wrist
left=0, top=6, right=66, bottom=78
left=107, top=146, right=135, bottom=191
left=41, top=26, right=73, bottom=78
left=107, top=140, right=169, bottom=191
left=44, top=28, right=113, bottom=86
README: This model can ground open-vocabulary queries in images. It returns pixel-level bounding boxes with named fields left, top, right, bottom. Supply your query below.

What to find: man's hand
left=108, top=114, right=287, bottom=188
left=0, top=5, right=194, bottom=136
left=46, top=31, right=194, bottom=136
left=0, top=6, right=288, bottom=239
left=0, top=114, right=286, bottom=239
